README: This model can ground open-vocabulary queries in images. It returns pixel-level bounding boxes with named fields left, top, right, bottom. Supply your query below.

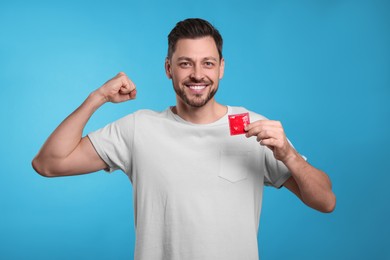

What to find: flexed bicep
left=59, top=136, right=108, bottom=176
left=32, top=72, right=135, bottom=177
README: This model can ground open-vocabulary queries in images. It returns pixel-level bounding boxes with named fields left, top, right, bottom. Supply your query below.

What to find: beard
left=174, top=79, right=218, bottom=108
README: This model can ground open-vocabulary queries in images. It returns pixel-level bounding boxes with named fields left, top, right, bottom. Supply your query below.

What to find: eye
left=179, top=62, right=191, bottom=68
left=204, top=61, right=215, bottom=68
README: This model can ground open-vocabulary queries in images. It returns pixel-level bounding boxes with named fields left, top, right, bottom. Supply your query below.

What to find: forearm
left=33, top=91, right=105, bottom=172
left=283, top=150, right=336, bottom=212
left=245, top=119, right=336, bottom=212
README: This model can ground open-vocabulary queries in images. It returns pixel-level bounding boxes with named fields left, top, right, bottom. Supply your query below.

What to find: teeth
left=189, top=85, right=206, bottom=90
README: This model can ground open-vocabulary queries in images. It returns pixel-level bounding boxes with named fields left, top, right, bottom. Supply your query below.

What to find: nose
left=190, top=64, right=204, bottom=81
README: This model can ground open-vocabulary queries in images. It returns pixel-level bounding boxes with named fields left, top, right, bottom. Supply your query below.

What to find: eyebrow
left=176, top=56, right=218, bottom=62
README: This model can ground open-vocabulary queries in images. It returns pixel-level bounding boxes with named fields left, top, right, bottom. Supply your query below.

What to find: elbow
left=304, top=192, right=336, bottom=213
left=319, top=193, right=337, bottom=213
left=31, top=156, right=56, bottom=178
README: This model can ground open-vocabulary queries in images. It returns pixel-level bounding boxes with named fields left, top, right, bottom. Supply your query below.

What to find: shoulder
left=113, top=108, right=168, bottom=120
left=104, top=109, right=164, bottom=127
left=228, top=106, right=268, bottom=122
left=132, top=108, right=171, bottom=119
left=102, top=108, right=177, bottom=129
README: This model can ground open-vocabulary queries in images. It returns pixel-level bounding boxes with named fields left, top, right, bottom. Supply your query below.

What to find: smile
left=187, top=85, right=207, bottom=90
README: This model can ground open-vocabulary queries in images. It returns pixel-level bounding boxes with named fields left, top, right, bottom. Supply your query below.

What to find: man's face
left=165, top=36, right=225, bottom=108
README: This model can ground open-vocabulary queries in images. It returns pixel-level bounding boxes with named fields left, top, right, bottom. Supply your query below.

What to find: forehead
left=172, top=36, right=219, bottom=60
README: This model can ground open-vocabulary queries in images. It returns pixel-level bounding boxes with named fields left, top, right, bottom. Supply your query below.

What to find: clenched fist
left=96, top=72, right=137, bottom=103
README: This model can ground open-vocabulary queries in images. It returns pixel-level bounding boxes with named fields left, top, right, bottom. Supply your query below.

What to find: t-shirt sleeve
left=264, top=147, right=291, bottom=188
left=87, top=114, right=134, bottom=173
left=263, top=140, right=307, bottom=188
left=263, top=146, right=291, bottom=188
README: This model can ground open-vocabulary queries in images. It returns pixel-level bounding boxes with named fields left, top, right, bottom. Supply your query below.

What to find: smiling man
left=166, top=30, right=226, bottom=123
left=32, top=18, right=336, bottom=260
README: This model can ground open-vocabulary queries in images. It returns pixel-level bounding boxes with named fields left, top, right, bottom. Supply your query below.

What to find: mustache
left=183, top=79, right=212, bottom=85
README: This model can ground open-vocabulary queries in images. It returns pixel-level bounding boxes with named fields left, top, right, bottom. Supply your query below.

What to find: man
left=32, top=18, right=335, bottom=260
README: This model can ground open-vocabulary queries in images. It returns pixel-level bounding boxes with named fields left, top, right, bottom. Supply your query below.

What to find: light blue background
left=1, top=0, right=389, bottom=259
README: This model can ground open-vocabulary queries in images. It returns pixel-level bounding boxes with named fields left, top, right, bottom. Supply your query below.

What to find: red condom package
left=228, top=112, right=250, bottom=135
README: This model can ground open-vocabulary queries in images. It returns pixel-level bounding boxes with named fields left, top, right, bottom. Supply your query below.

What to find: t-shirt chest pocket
left=219, top=150, right=251, bottom=183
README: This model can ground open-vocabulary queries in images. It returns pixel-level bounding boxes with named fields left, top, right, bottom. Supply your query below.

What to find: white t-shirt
left=88, top=106, right=291, bottom=260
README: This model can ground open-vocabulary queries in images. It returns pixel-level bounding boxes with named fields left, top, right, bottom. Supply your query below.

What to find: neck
left=173, top=99, right=227, bottom=124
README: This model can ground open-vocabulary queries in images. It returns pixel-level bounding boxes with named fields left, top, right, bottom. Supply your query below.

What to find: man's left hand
left=245, top=120, right=295, bottom=162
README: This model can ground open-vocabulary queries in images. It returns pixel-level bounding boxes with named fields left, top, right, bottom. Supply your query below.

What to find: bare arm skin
left=32, top=72, right=137, bottom=177
left=245, top=120, right=336, bottom=213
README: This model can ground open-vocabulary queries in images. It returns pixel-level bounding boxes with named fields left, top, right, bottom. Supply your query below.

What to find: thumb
left=119, top=75, right=136, bottom=93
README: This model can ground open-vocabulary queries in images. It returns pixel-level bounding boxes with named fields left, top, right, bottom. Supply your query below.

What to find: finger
left=245, top=125, right=265, bottom=138
left=256, top=129, right=279, bottom=142
left=246, top=120, right=282, bottom=131
left=120, top=88, right=137, bottom=101
left=259, top=137, right=279, bottom=148
left=246, top=125, right=282, bottom=139
left=119, top=82, right=136, bottom=94
left=117, top=73, right=136, bottom=94
left=129, top=88, right=137, bottom=99
left=245, top=126, right=260, bottom=138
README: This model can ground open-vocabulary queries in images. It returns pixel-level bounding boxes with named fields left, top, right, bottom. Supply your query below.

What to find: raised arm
left=32, top=72, right=137, bottom=177
left=245, top=120, right=336, bottom=213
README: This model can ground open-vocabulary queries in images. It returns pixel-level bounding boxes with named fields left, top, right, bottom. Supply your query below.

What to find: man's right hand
left=95, top=72, right=137, bottom=103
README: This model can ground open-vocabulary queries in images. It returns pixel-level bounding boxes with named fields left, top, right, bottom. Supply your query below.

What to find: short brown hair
left=167, top=18, right=223, bottom=60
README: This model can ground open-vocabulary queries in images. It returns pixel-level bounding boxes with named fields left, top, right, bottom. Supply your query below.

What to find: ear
left=165, top=58, right=172, bottom=79
left=219, top=58, right=225, bottom=80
